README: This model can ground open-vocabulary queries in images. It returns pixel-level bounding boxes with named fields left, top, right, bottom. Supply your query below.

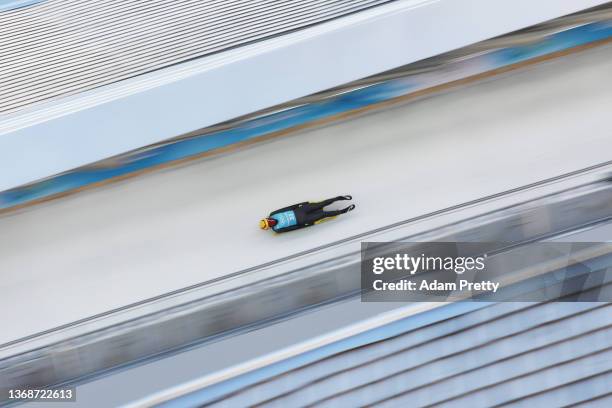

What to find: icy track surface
left=2, top=45, right=612, bottom=344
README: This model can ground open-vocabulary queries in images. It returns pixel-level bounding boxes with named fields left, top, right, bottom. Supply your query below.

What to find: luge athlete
left=260, top=195, right=355, bottom=233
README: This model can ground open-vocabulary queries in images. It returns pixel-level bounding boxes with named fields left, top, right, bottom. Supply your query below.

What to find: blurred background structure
left=1, top=1, right=612, bottom=407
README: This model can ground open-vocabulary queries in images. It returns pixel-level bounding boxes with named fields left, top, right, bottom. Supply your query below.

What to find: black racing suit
left=270, top=195, right=355, bottom=233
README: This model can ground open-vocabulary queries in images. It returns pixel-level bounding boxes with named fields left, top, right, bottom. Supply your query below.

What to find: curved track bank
left=1, top=44, right=612, bottom=344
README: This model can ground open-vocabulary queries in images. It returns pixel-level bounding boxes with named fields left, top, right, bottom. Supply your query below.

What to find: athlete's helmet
left=259, top=218, right=277, bottom=230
